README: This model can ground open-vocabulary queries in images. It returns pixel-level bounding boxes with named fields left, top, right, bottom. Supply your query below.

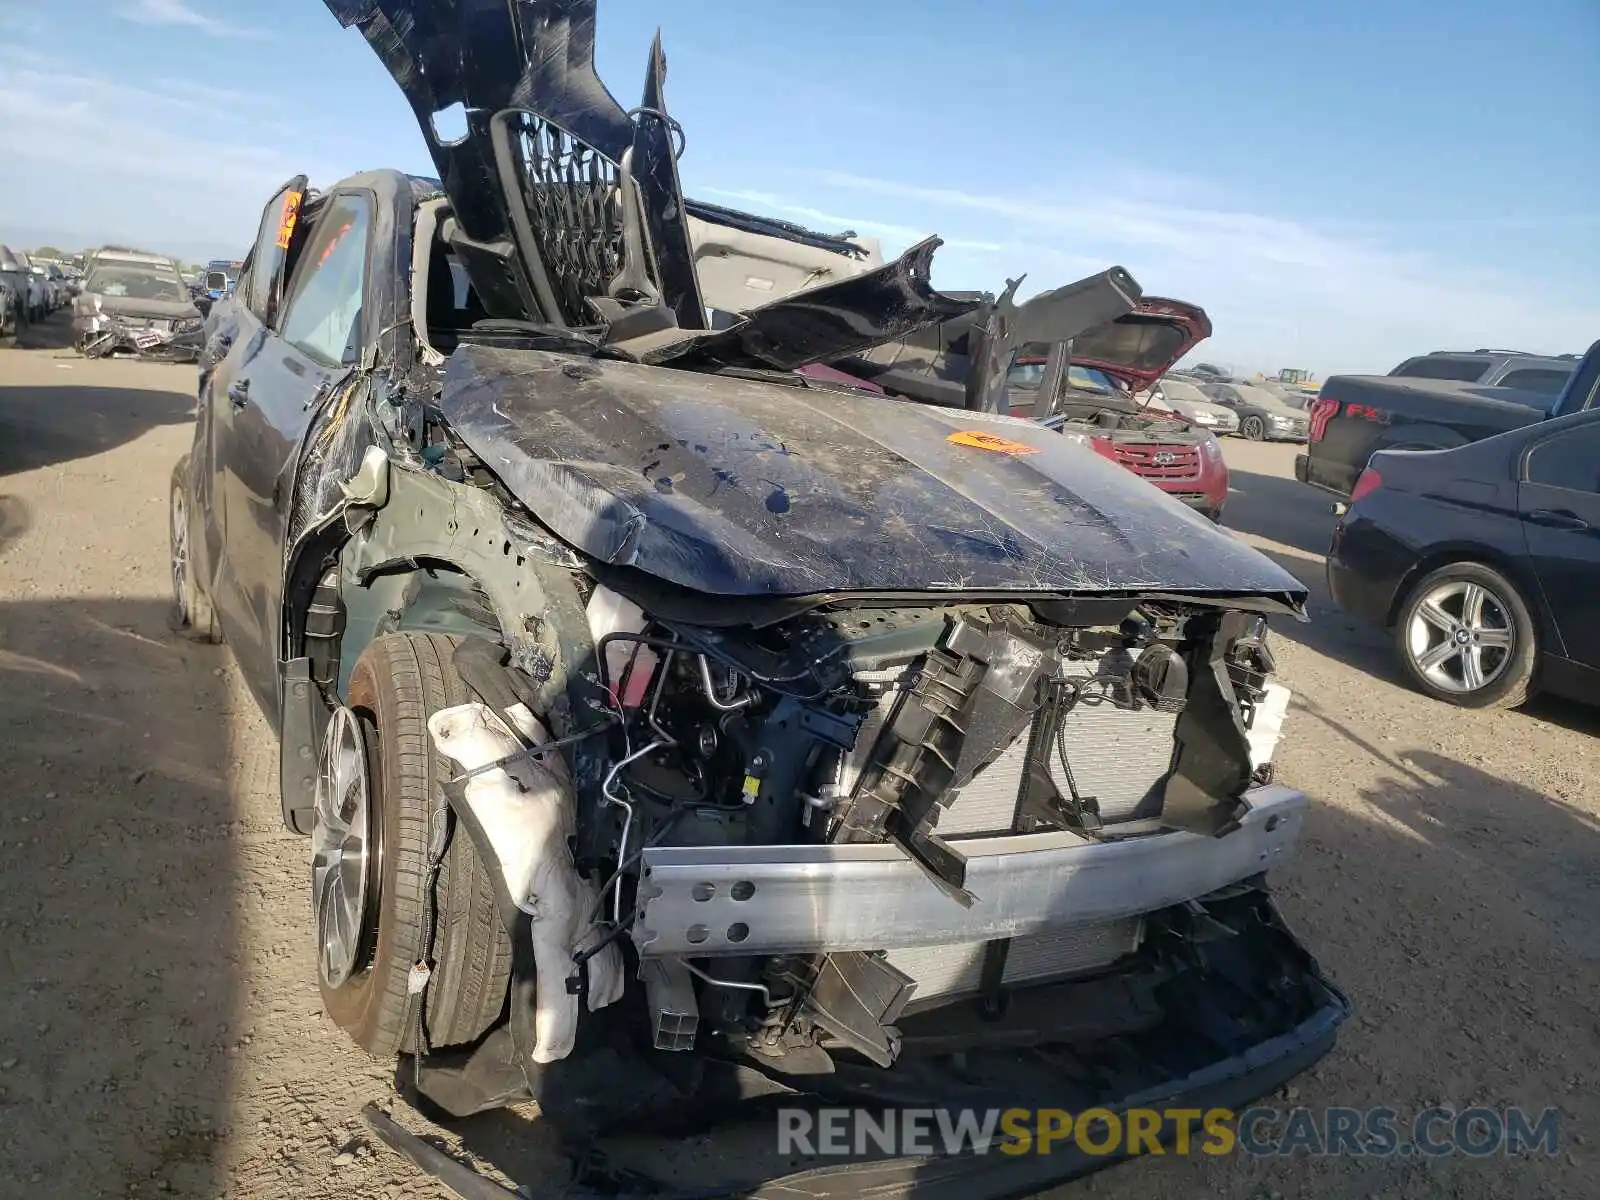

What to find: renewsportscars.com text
left=777, top=1105, right=1561, bottom=1159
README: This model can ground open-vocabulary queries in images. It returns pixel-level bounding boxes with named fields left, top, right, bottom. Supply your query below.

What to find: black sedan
left=1328, top=405, right=1600, bottom=708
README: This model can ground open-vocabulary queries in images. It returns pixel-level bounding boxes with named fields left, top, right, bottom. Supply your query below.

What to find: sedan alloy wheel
left=1404, top=579, right=1516, bottom=694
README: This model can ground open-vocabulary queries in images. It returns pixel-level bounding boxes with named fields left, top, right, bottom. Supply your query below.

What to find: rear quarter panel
left=1354, top=445, right=1559, bottom=647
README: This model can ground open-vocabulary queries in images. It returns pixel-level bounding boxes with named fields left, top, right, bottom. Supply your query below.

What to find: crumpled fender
left=427, top=701, right=624, bottom=1063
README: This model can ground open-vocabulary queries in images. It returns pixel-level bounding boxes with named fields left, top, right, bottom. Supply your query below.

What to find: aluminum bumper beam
left=633, top=784, right=1304, bottom=958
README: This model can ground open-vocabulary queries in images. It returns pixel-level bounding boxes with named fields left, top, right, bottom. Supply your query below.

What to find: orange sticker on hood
left=946, top=429, right=1040, bottom=455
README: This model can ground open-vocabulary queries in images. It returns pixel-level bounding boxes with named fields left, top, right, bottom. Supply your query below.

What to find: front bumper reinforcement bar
left=634, top=784, right=1304, bottom=957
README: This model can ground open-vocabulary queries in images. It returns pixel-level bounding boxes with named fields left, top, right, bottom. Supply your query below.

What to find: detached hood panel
left=440, top=345, right=1307, bottom=608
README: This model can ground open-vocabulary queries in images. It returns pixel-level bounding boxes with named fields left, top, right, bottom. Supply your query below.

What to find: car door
left=203, top=177, right=309, bottom=664
left=1517, top=414, right=1600, bottom=669
left=221, top=188, right=378, bottom=709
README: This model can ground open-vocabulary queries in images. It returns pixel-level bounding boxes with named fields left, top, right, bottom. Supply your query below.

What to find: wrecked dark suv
left=168, top=1, right=1344, bottom=1193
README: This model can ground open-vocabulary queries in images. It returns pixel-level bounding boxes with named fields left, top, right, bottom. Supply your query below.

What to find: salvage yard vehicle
left=1297, top=349, right=1583, bottom=499
left=73, top=258, right=204, bottom=360
left=1329, top=340, right=1600, bottom=709
left=0, top=277, right=16, bottom=346
left=1195, top=380, right=1310, bottom=442
left=827, top=297, right=1233, bottom=521
left=169, top=1, right=1345, bottom=1193
left=0, top=245, right=33, bottom=335
left=1149, top=376, right=1242, bottom=435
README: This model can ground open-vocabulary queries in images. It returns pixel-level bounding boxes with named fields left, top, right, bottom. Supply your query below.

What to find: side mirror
left=194, top=296, right=214, bottom=317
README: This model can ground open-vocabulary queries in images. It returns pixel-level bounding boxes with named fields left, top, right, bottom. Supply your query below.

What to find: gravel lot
left=1, top=326, right=1596, bottom=1198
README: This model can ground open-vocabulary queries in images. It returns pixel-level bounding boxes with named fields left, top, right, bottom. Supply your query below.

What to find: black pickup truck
left=1295, top=349, right=1587, bottom=497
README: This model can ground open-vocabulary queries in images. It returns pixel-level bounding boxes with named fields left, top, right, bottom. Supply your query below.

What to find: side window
left=276, top=194, right=373, bottom=367
left=1497, top=368, right=1572, bottom=396
left=1525, top=426, right=1600, bottom=494
left=1392, top=356, right=1489, bottom=383
left=1006, top=361, right=1045, bottom=389
left=243, top=182, right=306, bottom=321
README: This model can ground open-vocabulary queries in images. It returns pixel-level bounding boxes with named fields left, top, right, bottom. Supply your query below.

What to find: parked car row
left=1272, top=341, right=1599, bottom=712
left=0, top=244, right=78, bottom=341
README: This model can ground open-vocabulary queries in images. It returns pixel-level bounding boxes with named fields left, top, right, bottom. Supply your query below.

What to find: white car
left=14, top=255, right=47, bottom=322
left=30, top=266, right=62, bottom=314
left=1146, top=377, right=1242, bottom=435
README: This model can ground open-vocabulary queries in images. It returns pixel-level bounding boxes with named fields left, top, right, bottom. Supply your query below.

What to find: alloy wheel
left=1404, top=580, right=1515, bottom=694
left=169, top=486, right=189, bottom=625
left=1242, top=416, right=1265, bottom=440
left=312, top=706, right=376, bottom=988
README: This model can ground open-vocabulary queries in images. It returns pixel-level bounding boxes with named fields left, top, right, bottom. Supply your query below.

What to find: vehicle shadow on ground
left=0, top=598, right=238, bottom=1196
left=14, top=312, right=80, bottom=353
left=1296, top=697, right=1600, bottom=962
left=1224, top=463, right=1334, bottom=558
left=0, top=379, right=195, bottom=478
left=1218, top=464, right=1404, bottom=687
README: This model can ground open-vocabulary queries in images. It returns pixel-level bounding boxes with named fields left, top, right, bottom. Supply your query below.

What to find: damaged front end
left=284, top=2, right=1349, bottom=1194
left=76, top=312, right=203, bottom=361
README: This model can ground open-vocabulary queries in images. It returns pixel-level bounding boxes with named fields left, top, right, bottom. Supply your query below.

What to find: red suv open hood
left=1070, top=297, right=1212, bottom=391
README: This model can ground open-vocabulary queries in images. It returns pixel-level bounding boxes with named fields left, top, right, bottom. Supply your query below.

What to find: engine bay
left=568, top=585, right=1285, bottom=1069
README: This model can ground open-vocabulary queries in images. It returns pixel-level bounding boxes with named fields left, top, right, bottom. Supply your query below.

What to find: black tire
left=1241, top=415, right=1266, bottom=441
left=1394, top=562, right=1537, bottom=709
left=168, top=457, right=221, bottom=644
left=322, top=632, right=513, bottom=1058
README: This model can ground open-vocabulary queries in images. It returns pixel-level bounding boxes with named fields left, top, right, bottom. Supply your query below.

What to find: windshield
left=1160, top=379, right=1209, bottom=404
left=1066, top=365, right=1122, bottom=394
left=87, top=267, right=188, bottom=303
left=1228, top=385, right=1288, bottom=407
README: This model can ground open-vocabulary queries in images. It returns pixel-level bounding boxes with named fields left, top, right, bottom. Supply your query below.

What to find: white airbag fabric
left=427, top=701, right=623, bottom=1063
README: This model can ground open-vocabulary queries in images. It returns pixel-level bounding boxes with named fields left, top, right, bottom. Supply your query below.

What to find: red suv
left=1010, top=299, right=1229, bottom=521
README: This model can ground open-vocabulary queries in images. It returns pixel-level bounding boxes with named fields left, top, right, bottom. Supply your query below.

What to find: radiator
left=941, top=662, right=1180, bottom=834
left=886, top=918, right=1143, bottom=1014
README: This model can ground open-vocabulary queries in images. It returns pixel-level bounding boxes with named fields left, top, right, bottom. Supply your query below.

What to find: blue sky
left=1, top=0, right=1594, bottom=375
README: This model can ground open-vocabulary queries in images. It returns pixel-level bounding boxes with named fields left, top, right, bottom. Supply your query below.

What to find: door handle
left=1527, top=508, right=1590, bottom=532
left=228, top=379, right=251, bottom=409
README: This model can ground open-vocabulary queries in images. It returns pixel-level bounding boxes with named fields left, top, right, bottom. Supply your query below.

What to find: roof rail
left=1468, top=348, right=1535, bottom=356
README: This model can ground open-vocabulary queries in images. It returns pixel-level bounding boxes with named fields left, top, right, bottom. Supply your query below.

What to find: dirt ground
left=1, top=323, right=1596, bottom=1199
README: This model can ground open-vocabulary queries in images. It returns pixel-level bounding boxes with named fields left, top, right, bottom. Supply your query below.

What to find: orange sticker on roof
left=946, top=430, right=1039, bottom=455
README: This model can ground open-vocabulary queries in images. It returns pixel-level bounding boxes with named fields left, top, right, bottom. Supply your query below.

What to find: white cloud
left=792, top=170, right=1599, bottom=375
left=0, top=51, right=343, bottom=256
left=118, top=0, right=268, bottom=41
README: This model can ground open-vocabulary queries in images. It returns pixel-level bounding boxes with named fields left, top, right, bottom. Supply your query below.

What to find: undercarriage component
left=794, top=951, right=915, bottom=1068
left=884, top=917, right=1143, bottom=1015
left=365, top=888, right=1348, bottom=1198
left=633, top=784, right=1303, bottom=957
left=641, top=958, right=699, bottom=1051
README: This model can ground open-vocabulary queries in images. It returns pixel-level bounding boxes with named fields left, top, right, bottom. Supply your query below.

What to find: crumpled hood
left=440, top=345, right=1306, bottom=610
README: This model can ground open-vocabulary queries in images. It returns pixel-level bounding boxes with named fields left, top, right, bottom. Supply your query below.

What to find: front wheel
left=317, top=632, right=513, bottom=1058
left=1394, top=562, right=1537, bottom=709
left=168, top=457, right=221, bottom=643
left=1241, top=415, right=1266, bottom=441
